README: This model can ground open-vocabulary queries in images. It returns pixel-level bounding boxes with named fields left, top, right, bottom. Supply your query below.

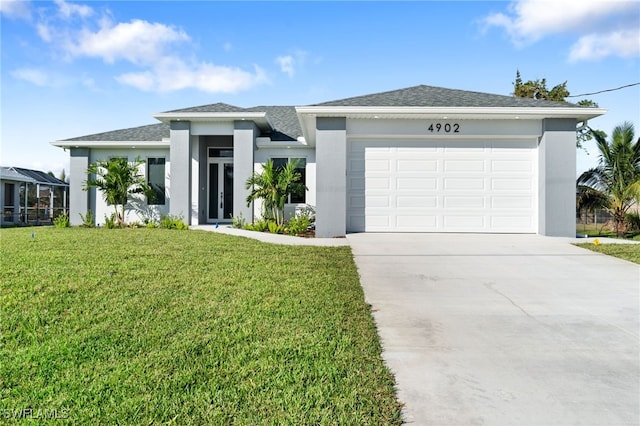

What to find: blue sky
left=1, top=0, right=639, bottom=177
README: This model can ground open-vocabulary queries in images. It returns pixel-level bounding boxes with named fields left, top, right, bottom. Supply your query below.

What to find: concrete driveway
left=347, top=234, right=639, bottom=425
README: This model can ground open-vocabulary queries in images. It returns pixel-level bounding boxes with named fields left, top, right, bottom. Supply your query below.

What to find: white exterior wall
left=88, top=148, right=170, bottom=226
left=253, top=146, right=316, bottom=221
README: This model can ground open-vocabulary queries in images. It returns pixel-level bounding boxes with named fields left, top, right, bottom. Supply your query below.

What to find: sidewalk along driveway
left=347, top=233, right=639, bottom=426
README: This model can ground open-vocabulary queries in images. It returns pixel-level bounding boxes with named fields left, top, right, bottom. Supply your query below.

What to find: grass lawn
left=0, top=227, right=402, bottom=424
left=575, top=242, right=640, bottom=264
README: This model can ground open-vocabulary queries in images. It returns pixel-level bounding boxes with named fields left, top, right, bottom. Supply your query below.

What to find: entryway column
left=233, top=121, right=256, bottom=222
left=315, top=117, right=347, bottom=238
left=69, top=148, right=89, bottom=226
left=538, top=118, right=577, bottom=237
left=169, top=121, right=191, bottom=222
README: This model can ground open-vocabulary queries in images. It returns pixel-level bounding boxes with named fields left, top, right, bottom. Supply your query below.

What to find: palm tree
left=245, top=160, right=306, bottom=225
left=577, top=122, right=640, bottom=237
left=84, top=157, right=152, bottom=225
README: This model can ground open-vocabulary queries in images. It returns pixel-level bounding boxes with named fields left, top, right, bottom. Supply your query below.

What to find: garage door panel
left=397, top=215, right=438, bottom=228
left=349, top=159, right=365, bottom=172
left=350, top=177, right=365, bottom=190
left=492, top=178, right=532, bottom=191
left=367, top=159, right=390, bottom=171
left=367, top=178, right=389, bottom=189
left=490, top=216, right=534, bottom=229
left=444, top=178, right=485, bottom=190
left=444, top=196, right=485, bottom=208
left=367, top=196, right=390, bottom=207
left=397, top=178, right=437, bottom=190
left=367, top=215, right=390, bottom=227
left=397, top=196, right=437, bottom=208
left=491, top=196, right=532, bottom=209
left=491, top=160, right=533, bottom=172
left=444, top=159, right=485, bottom=172
left=397, top=159, right=437, bottom=172
left=347, top=139, right=537, bottom=233
left=444, top=215, right=485, bottom=228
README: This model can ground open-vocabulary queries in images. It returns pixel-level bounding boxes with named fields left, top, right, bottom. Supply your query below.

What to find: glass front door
left=208, top=159, right=233, bottom=222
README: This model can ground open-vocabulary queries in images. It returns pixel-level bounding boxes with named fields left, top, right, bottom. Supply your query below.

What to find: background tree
left=577, top=122, right=640, bottom=237
left=84, top=157, right=152, bottom=225
left=245, top=160, right=306, bottom=225
left=513, top=70, right=599, bottom=148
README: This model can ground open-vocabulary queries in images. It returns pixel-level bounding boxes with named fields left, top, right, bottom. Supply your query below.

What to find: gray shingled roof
left=314, top=85, right=578, bottom=108
left=163, top=103, right=302, bottom=140
left=62, top=85, right=594, bottom=143
left=164, top=102, right=247, bottom=113
left=247, top=106, right=300, bottom=140
left=64, top=123, right=169, bottom=142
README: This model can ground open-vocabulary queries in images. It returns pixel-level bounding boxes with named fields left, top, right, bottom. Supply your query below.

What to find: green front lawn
left=575, top=242, right=640, bottom=264
left=0, top=227, right=401, bottom=424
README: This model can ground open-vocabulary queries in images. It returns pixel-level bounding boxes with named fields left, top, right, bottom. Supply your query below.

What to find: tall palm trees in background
left=577, top=122, right=640, bottom=237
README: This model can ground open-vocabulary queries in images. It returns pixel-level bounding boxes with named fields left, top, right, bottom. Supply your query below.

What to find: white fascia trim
left=153, top=111, right=273, bottom=129
left=296, top=106, right=607, bottom=120
left=256, top=138, right=309, bottom=149
left=51, top=140, right=170, bottom=149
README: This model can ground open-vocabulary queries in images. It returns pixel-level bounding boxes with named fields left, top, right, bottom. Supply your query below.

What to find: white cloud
left=10, top=1, right=268, bottom=94
left=11, top=67, right=50, bottom=86
left=481, top=0, right=640, bottom=60
left=569, top=28, right=640, bottom=62
left=116, top=58, right=268, bottom=93
left=36, top=22, right=52, bottom=42
left=54, top=0, right=93, bottom=19
left=69, top=19, right=190, bottom=65
left=276, top=55, right=295, bottom=77
left=275, top=50, right=308, bottom=78
left=0, top=0, right=32, bottom=20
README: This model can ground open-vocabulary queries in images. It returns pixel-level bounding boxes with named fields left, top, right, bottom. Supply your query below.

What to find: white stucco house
left=52, top=85, right=605, bottom=237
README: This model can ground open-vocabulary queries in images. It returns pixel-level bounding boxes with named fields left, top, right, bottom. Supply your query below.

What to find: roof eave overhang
left=152, top=111, right=273, bottom=131
left=0, top=174, right=36, bottom=183
left=295, top=106, right=607, bottom=145
left=51, top=140, right=170, bottom=149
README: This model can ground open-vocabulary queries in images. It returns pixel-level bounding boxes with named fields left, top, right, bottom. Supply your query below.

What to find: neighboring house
left=52, top=85, right=605, bottom=237
left=0, top=167, right=69, bottom=226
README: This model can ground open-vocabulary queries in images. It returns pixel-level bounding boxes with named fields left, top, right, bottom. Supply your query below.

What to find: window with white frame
left=272, top=157, right=306, bottom=203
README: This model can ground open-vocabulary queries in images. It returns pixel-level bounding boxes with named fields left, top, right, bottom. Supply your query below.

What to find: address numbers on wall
left=427, top=123, right=460, bottom=133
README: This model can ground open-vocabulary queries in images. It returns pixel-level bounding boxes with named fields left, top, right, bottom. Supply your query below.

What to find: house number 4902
left=428, top=123, right=460, bottom=133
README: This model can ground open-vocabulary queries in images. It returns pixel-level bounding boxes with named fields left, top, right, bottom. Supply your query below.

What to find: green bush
left=244, top=219, right=269, bottom=232
left=625, top=212, right=640, bottom=232
left=53, top=212, right=70, bottom=228
left=231, top=213, right=246, bottom=229
left=104, top=213, right=117, bottom=229
left=267, top=220, right=285, bottom=234
left=79, top=210, right=95, bottom=227
left=159, top=214, right=188, bottom=230
left=286, top=214, right=311, bottom=235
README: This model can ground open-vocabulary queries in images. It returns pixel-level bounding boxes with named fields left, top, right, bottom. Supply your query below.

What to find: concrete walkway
left=191, top=225, right=350, bottom=246
left=347, top=233, right=640, bottom=425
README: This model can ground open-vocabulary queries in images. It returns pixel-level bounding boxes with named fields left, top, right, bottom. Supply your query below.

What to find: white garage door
left=347, top=139, right=537, bottom=233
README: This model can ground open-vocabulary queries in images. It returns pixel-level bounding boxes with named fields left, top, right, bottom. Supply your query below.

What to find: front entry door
left=208, top=159, right=234, bottom=222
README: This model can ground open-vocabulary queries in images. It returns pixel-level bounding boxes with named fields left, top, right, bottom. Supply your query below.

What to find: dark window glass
left=147, top=158, right=166, bottom=205
left=208, top=148, right=233, bottom=158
